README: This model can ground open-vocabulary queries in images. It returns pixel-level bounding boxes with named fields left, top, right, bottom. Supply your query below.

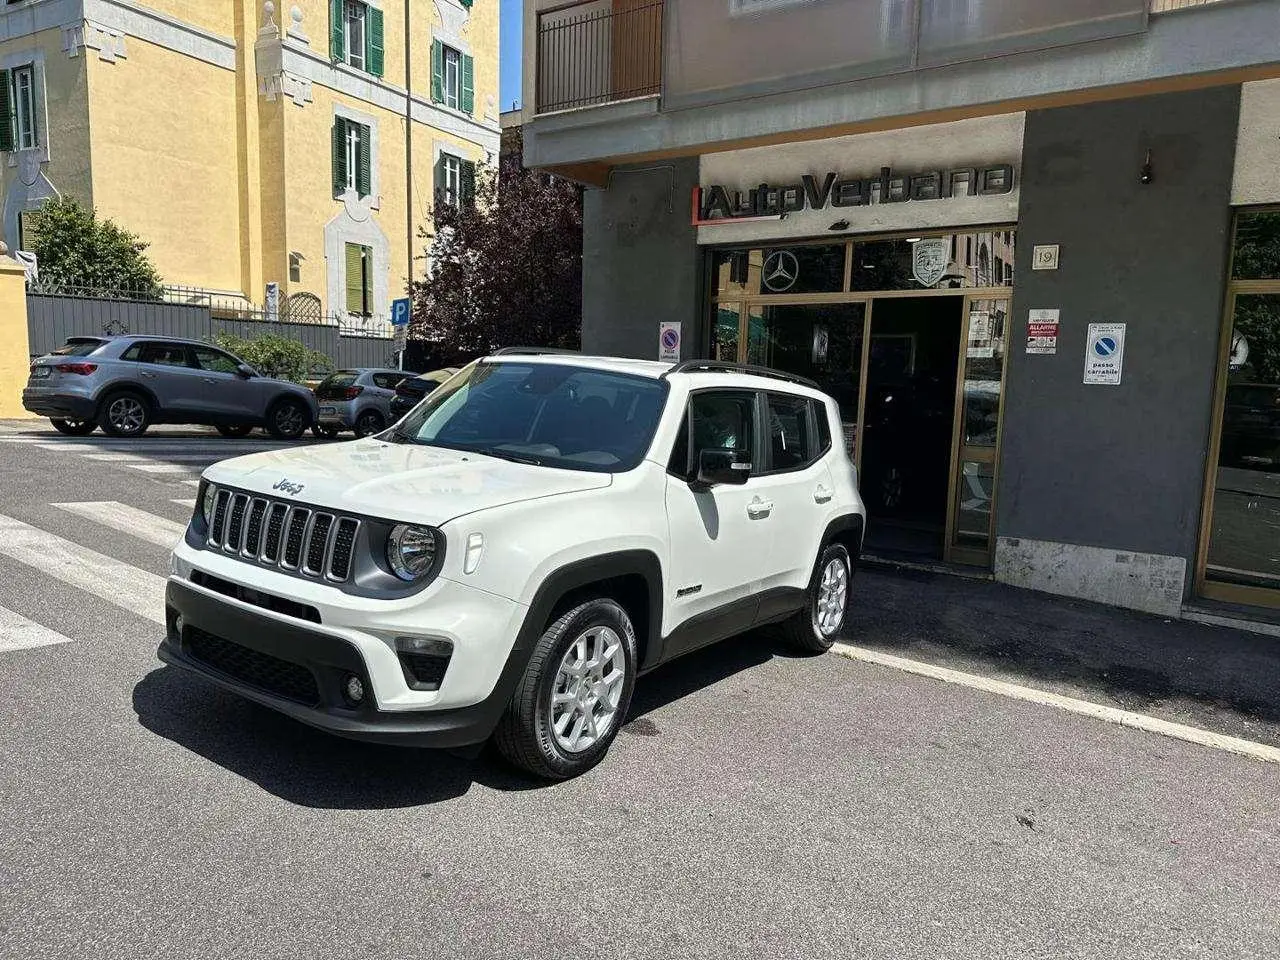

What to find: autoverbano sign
left=693, top=163, right=1016, bottom=225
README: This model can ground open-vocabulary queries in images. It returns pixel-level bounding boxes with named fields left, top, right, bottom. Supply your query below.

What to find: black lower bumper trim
left=22, top=392, right=96, bottom=419
left=160, top=579, right=514, bottom=748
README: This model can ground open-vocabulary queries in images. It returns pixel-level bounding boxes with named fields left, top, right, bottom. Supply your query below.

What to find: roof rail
left=488, top=346, right=580, bottom=357
left=663, top=359, right=820, bottom=390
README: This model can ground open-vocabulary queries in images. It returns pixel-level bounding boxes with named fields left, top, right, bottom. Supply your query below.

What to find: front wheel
left=493, top=599, right=638, bottom=781
left=265, top=398, right=310, bottom=440
left=50, top=418, right=96, bottom=436
left=778, top=543, right=853, bottom=654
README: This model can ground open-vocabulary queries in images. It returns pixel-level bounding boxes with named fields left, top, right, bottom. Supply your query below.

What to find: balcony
left=535, top=0, right=664, bottom=114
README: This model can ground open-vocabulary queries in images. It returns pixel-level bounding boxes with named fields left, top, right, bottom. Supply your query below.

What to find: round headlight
left=201, top=483, right=218, bottom=523
left=387, top=524, right=439, bottom=581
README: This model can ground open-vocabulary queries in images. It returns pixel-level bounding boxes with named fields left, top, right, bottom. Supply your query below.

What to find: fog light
left=396, top=636, right=453, bottom=657
left=343, top=674, right=365, bottom=705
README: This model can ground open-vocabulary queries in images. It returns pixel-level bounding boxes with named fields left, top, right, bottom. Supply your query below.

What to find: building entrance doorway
left=860, top=297, right=963, bottom=558
left=708, top=229, right=1014, bottom=567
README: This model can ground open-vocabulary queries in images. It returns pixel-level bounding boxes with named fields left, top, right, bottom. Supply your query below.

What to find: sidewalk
left=849, top=565, right=1280, bottom=749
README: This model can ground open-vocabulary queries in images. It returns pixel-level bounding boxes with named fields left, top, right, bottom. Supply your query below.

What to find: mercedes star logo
left=762, top=250, right=800, bottom=292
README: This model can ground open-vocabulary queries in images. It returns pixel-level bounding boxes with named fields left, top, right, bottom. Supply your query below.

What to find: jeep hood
left=203, top=438, right=612, bottom=525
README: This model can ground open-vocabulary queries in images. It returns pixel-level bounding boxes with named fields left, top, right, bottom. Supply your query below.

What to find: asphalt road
left=0, top=422, right=1277, bottom=960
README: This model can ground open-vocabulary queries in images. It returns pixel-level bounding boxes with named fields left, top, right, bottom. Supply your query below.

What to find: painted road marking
left=0, top=515, right=166, bottom=625
left=0, top=605, right=73, bottom=653
left=52, top=501, right=186, bottom=549
left=832, top=643, right=1280, bottom=765
left=179, top=480, right=200, bottom=487
left=171, top=499, right=197, bottom=509
left=126, top=463, right=195, bottom=475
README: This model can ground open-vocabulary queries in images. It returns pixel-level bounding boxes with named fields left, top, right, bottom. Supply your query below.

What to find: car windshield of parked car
left=52, top=338, right=106, bottom=357
left=393, top=361, right=668, bottom=472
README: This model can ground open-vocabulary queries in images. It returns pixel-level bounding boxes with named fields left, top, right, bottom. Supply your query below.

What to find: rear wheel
left=265, top=398, right=309, bottom=440
left=494, top=598, right=637, bottom=780
left=50, top=418, right=96, bottom=436
left=353, top=410, right=385, bottom=439
left=98, top=391, right=151, bottom=438
left=215, top=424, right=252, bottom=438
left=777, top=543, right=852, bottom=654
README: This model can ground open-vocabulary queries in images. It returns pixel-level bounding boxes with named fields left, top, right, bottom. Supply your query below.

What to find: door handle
left=139, top=371, right=156, bottom=379
left=814, top=485, right=833, bottom=504
left=747, top=498, right=773, bottom=519
left=202, top=378, right=218, bottom=384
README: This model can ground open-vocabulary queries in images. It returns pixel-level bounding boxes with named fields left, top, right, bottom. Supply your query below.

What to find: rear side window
left=764, top=393, right=816, bottom=472
left=53, top=338, right=105, bottom=357
left=373, top=372, right=405, bottom=389
left=124, top=342, right=192, bottom=367
left=320, top=372, right=359, bottom=390
left=815, top=400, right=832, bottom=453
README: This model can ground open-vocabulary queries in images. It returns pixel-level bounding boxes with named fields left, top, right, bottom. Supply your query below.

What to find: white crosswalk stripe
left=125, top=463, right=197, bottom=475
left=0, top=514, right=167, bottom=625
left=53, top=501, right=187, bottom=549
left=172, top=499, right=197, bottom=508
left=0, top=605, right=73, bottom=653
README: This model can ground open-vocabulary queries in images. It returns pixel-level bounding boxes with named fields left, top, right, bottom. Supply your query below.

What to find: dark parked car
left=22, top=335, right=318, bottom=439
left=388, top=368, right=459, bottom=421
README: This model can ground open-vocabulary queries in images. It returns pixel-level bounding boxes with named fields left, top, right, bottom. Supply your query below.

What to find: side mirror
left=695, top=447, right=751, bottom=487
left=236, top=364, right=255, bottom=379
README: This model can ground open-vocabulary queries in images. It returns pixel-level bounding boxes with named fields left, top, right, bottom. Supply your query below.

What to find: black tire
left=265, top=398, right=310, bottom=440
left=98, top=390, right=152, bottom=438
left=313, top=424, right=341, bottom=439
left=494, top=598, right=638, bottom=781
left=216, top=424, right=253, bottom=438
left=777, top=542, right=853, bottom=654
left=353, top=410, right=385, bottom=439
left=50, top=418, right=96, bottom=436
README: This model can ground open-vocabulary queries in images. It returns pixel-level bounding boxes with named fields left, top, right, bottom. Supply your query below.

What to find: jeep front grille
left=206, top=486, right=360, bottom=583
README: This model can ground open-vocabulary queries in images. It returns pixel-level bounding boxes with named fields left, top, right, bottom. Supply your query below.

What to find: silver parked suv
left=22, top=335, right=319, bottom=439
left=313, top=368, right=410, bottom=439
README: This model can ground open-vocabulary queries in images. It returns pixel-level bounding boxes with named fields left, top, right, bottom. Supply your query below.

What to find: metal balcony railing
left=1150, top=0, right=1234, bottom=10
left=536, top=0, right=664, bottom=114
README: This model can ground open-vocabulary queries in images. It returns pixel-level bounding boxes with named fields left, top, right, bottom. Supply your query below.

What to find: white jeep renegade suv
left=161, top=350, right=866, bottom=779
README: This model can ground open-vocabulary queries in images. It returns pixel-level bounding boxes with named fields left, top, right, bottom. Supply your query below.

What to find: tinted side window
left=138, top=343, right=192, bottom=367
left=192, top=347, right=240, bottom=374
left=669, top=390, right=757, bottom=477
left=765, top=393, right=816, bottom=472
left=815, top=399, right=832, bottom=453
left=373, top=373, right=405, bottom=390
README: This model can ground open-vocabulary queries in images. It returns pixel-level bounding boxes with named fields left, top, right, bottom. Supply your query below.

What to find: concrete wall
left=581, top=157, right=701, bottom=360
left=995, top=87, right=1242, bottom=615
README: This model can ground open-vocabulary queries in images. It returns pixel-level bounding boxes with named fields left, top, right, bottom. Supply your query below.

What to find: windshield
left=53, top=338, right=106, bottom=357
left=393, top=361, right=669, bottom=473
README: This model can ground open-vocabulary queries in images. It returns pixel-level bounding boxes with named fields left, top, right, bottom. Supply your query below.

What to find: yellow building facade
left=0, top=0, right=499, bottom=325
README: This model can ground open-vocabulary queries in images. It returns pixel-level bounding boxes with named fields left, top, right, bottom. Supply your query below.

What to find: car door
left=192, top=345, right=263, bottom=420
left=663, top=389, right=774, bottom=655
left=371, top=371, right=405, bottom=419
left=752, top=392, right=836, bottom=598
left=133, top=342, right=204, bottom=415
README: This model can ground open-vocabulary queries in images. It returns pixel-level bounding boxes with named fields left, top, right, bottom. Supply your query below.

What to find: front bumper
left=160, top=578, right=529, bottom=747
left=22, top=390, right=96, bottom=419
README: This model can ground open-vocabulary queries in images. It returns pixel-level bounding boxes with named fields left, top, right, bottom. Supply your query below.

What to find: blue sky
left=500, top=0, right=522, bottom=111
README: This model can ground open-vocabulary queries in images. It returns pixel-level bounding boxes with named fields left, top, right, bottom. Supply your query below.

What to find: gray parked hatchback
left=313, top=368, right=410, bottom=438
left=22, top=335, right=319, bottom=439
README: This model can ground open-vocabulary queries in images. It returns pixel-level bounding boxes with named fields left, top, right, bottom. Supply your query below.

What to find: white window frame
left=443, top=45, right=461, bottom=111
left=345, top=0, right=366, bottom=71
left=13, top=64, right=35, bottom=151
left=441, top=153, right=462, bottom=207
left=332, top=103, right=380, bottom=211
left=344, top=121, right=360, bottom=193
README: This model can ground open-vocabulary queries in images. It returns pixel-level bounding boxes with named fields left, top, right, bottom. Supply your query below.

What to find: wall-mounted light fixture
left=1140, top=149, right=1154, bottom=185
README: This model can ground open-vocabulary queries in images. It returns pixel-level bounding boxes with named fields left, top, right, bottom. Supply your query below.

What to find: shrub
left=212, top=333, right=333, bottom=384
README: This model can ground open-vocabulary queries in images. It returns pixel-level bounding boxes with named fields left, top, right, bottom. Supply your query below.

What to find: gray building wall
left=995, top=87, right=1242, bottom=615
left=581, top=158, right=702, bottom=361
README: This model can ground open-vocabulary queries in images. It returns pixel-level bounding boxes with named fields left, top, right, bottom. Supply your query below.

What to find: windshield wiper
left=474, top=448, right=544, bottom=466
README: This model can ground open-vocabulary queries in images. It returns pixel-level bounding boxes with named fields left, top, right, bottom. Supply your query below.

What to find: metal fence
left=26, top=292, right=400, bottom=373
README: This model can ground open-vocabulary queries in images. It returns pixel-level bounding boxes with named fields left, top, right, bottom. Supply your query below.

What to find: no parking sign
left=659, top=322, right=681, bottom=362
left=1083, top=322, right=1125, bottom=385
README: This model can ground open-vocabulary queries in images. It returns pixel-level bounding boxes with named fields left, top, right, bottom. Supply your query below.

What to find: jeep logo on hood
left=273, top=478, right=306, bottom=496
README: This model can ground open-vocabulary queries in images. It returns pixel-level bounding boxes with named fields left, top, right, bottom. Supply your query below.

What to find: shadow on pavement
left=849, top=567, right=1280, bottom=742
left=133, top=630, right=791, bottom=807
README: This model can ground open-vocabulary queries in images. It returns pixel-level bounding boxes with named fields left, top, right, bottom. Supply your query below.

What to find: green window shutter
left=0, top=70, right=13, bottom=154
left=332, top=118, right=347, bottom=195
left=31, top=66, right=41, bottom=148
left=460, top=0, right=472, bottom=8
left=330, top=0, right=345, bottom=61
left=345, top=243, right=365, bottom=314
left=356, top=122, right=372, bottom=198
left=460, top=54, right=474, bottom=115
left=461, top=160, right=476, bottom=208
left=430, top=40, right=444, bottom=104
left=366, top=6, right=384, bottom=77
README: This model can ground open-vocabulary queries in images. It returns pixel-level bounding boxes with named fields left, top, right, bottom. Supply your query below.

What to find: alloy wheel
left=108, top=397, right=145, bottom=434
left=813, top=556, right=849, bottom=637
left=275, top=404, right=305, bottom=436
left=549, top=625, right=627, bottom=754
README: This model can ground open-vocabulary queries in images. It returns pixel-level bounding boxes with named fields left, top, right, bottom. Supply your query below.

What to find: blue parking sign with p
left=391, top=298, right=411, bottom=327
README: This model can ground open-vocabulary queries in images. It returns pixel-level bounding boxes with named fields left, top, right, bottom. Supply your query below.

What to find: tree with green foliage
left=211, top=333, right=333, bottom=384
left=27, top=196, right=163, bottom=297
